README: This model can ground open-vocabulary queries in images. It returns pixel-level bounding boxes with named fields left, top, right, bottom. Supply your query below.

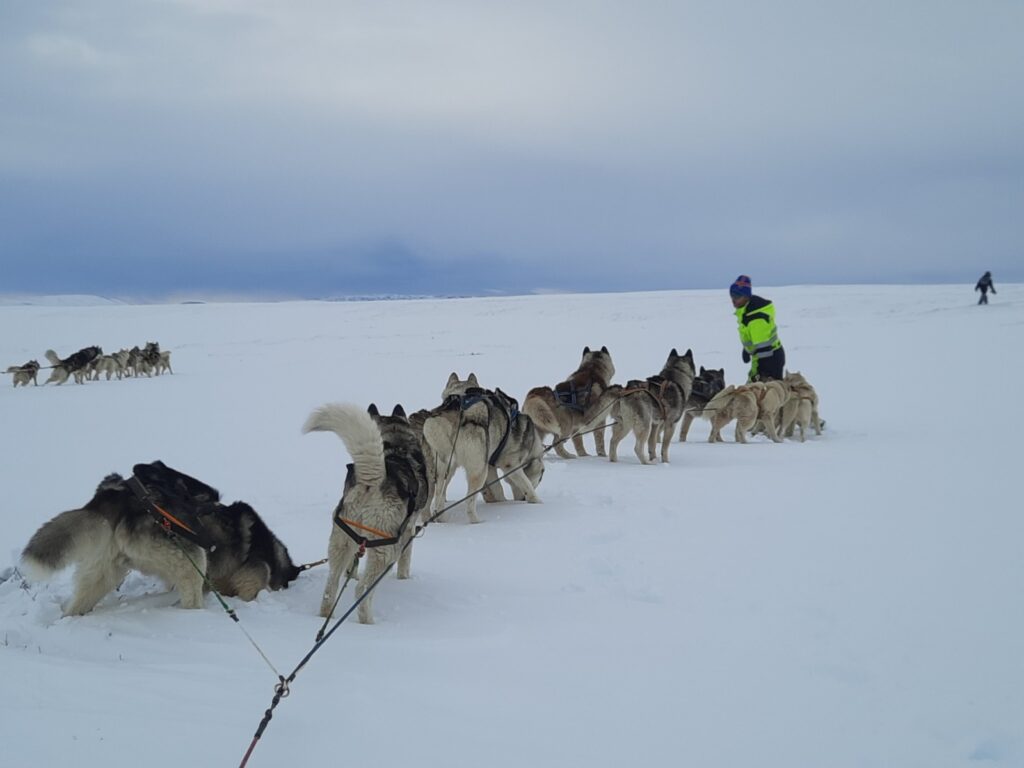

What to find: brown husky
left=522, top=346, right=616, bottom=459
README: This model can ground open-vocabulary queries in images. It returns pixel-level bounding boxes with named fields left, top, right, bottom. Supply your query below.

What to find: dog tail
left=303, top=403, right=387, bottom=487
left=703, top=385, right=736, bottom=420
left=521, top=388, right=561, bottom=436
left=44, top=349, right=62, bottom=366
left=20, top=508, right=111, bottom=581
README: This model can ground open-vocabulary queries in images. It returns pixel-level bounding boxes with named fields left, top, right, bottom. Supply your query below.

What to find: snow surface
left=1, top=285, right=1020, bottom=768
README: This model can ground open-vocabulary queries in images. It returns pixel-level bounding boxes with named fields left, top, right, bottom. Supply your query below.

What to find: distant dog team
left=5, top=341, right=173, bottom=386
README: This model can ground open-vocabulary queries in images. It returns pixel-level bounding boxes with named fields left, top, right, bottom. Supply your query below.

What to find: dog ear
left=700, top=365, right=706, bottom=374
left=391, top=404, right=407, bottom=419
left=447, top=372, right=459, bottom=385
left=684, top=348, right=693, bottom=360
left=468, top=373, right=479, bottom=386
left=600, top=345, right=609, bottom=354
left=669, top=347, right=677, bottom=357
left=367, top=403, right=380, bottom=416
left=583, top=346, right=591, bottom=355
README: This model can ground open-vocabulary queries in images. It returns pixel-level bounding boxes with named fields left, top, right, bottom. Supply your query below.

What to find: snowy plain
left=0, top=284, right=1020, bottom=768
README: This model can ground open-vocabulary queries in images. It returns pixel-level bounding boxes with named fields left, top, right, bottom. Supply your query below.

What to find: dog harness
left=554, top=382, right=592, bottom=412
left=126, top=462, right=219, bottom=550
left=333, top=496, right=417, bottom=550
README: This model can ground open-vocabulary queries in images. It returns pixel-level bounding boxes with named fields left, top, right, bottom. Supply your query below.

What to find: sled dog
left=20, top=464, right=300, bottom=616
left=749, top=380, right=790, bottom=443
left=608, top=381, right=658, bottom=464
left=6, top=360, right=40, bottom=387
left=704, top=385, right=760, bottom=443
left=423, top=373, right=544, bottom=524
left=304, top=403, right=429, bottom=624
left=44, top=346, right=102, bottom=385
left=781, top=371, right=822, bottom=441
left=648, top=347, right=695, bottom=462
left=522, top=346, right=616, bottom=458
left=679, top=366, right=726, bottom=442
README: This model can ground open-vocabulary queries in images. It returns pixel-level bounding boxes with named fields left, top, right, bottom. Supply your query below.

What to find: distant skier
left=975, top=271, right=996, bottom=305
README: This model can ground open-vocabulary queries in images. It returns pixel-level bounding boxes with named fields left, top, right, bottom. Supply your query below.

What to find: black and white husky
left=20, top=464, right=300, bottom=615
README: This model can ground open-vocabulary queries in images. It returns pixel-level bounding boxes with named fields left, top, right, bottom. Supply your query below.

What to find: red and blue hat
left=729, top=275, right=752, bottom=298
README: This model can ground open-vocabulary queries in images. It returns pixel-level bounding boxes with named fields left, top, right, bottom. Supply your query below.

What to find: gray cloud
left=2, top=1, right=1022, bottom=298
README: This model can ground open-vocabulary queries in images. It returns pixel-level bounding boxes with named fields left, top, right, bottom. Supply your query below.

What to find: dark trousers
left=753, top=346, right=786, bottom=381
left=978, top=290, right=989, bottom=305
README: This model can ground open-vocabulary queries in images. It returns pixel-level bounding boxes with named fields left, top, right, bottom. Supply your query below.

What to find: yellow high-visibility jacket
left=735, top=295, right=781, bottom=376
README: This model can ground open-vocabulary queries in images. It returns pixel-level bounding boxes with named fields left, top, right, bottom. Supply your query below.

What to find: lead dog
left=304, top=403, right=429, bottom=624
left=522, top=346, right=616, bottom=458
left=20, top=463, right=300, bottom=615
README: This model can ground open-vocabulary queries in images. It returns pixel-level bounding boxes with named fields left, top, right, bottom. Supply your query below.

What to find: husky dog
left=407, top=408, right=440, bottom=524
left=156, top=350, right=173, bottom=375
left=91, top=354, right=121, bottom=381
left=20, top=464, right=300, bottom=616
left=44, top=346, right=102, bottom=385
left=141, top=342, right=161, bottom=376
left=6, top=360, right=40, bottom=387
left=748, top=380, right=791, bottom=443
left=648, top=348, right=695, bottom=462
left=304, top=403, right=429, bottom=624
left=522, top=346, right=616, bottom=459
left=608, top=381, right=658, bottom=464
left=423, top=374, right=544, bottom=524
left=704, top=385, right=760, bottom=443
left=781, top=371, right=822, bottom=441
left=679, top=366, right=726, bottom=442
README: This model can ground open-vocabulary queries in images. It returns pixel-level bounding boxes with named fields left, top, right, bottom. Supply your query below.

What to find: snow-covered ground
left=1, top=285, right=1020, bottom=767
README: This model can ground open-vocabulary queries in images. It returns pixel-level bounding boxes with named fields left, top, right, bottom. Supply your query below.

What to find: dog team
left=5, top=341, right=173, bottom=386
left=18, top=340, right=822, bottom=625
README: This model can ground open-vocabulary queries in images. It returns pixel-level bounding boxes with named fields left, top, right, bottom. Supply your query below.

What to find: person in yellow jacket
left=729, top=275, right=786, bottom=381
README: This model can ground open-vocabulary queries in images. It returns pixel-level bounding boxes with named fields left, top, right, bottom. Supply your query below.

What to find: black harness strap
left=554, top=382, right=592, bottom=412
left=126, top=474, right=216, bottom=550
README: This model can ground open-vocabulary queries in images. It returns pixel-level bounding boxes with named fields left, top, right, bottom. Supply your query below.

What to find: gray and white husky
left=20, top=467, right=300, bottom=616
left=303, top=403, right=429, bottom=624
left=422, top=373, right=544, bottom=524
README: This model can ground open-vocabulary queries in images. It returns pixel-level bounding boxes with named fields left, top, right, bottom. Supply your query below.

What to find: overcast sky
left=2, top=1, right=1021, bottom=299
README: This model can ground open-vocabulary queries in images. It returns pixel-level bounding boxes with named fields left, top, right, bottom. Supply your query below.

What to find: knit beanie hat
left=729, top=275, right=752, bottom=298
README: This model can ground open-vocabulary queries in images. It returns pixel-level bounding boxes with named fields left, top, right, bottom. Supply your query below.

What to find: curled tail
left=303, top=403, right=386, bottom=487
left=45, top=349, right=62, bottom=367
left=20, top=508, right=110, bottom=581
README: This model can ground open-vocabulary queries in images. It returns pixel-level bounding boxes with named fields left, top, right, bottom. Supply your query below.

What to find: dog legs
left=761, top=412, right=783, bottom=443
left=481, top=466, right=507, bottom=503
left=608, top=418, right=627, bottom=462
left=357, top=549, right=392, bottom=624
left=463, top=463, right=488, bottom=524
left=501, top=466, right=541, bottom=503
left=678, top=412, right=695, bottom=442
left=592, top=423, right=608, bottom=457
left=66, top=559, right=130, bottom=616
left=320, top=526, right=359, bottom=618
